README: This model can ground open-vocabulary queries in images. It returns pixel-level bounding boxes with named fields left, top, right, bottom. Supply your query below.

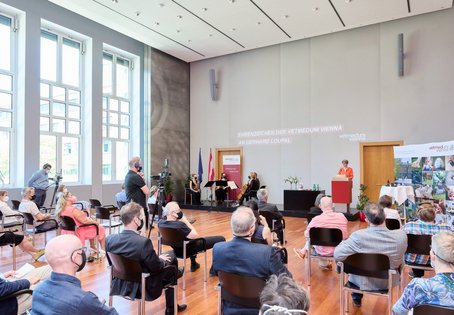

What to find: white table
left=379, top=185, right=415, bottom=206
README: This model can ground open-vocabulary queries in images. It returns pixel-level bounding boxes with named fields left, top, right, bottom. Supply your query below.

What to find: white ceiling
left=48, top=0, right=453, bottom=63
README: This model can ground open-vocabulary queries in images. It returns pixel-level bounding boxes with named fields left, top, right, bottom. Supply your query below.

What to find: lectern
left=332, top=175, right=352, bottom=213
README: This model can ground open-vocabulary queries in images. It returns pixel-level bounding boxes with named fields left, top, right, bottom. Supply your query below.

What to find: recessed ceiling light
left=154, top=22, right=160, bottom=26
left=176, top=29, right=181, bottom=33
left=202, top=8, right=208, bottom=12
left=188, top=39, right=191, bottom=42
left=257, top=22, right=261, bottom=25
left=135, top=11, right=140, bottom=16
left=158, top=3, right=164, bottom=7
left=345, top=0, right=352, bottom=3
left=177, top=15, right=183, bottom=19
left=112, top=0, right=118, bottom=3
left=313, top=7, right=319, bottom=12
left=228, top=0, right=236, bottom=3
left=209, top=34, right=213, bottom=37
left=284, top=15, right=289, bottom=19
left=232, top=27, right=236, bottom=31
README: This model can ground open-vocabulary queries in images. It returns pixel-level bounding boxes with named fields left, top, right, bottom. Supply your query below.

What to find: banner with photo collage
left=394, top=140, right=454, bottom=214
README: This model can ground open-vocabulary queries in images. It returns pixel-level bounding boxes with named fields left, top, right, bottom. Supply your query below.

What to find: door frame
left=215, top=147, right=243, bottom=179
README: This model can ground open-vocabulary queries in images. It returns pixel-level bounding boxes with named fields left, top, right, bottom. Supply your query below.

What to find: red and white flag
left=208, top=148, right=215, bottom=181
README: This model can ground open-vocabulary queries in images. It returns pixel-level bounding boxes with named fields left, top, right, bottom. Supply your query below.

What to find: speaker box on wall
left=398, top=33, right=404, bottom=77
left=209, top=69, right=218, bottom=101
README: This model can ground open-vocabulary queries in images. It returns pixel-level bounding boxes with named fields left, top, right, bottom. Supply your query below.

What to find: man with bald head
left=124, top=156, right=150, bottom=229
left=32, top=235, right=118, bottom=314
left=294, top=196, right=348, bottom=270
left=213, top=207, right=291, bottom=315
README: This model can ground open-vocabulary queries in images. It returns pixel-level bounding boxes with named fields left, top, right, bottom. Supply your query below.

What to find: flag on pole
left=198, top=148, right=203, bottom=184
left=208, top=148, right=215, bottom=181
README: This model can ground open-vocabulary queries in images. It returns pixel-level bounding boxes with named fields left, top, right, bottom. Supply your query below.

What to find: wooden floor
left=0, top=209, right=423, bottom=315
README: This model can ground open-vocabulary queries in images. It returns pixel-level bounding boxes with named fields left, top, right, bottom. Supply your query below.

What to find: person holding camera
left=27, top=163, right=52, bottom=207
left=124, top=156, right=150, bottom=230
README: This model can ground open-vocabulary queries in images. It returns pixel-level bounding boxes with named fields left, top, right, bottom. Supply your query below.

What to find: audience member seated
left=32, top=235, right=118, bottom=314
left=55, top=185, right=90, bottom=210
left=244, top=200, right=272, bottom=245
left=379, top=195, right=401, bottom=224
left=0, top=231, right=44, bottom=261
left=106, top=202, right=187, bottom=314
left=55, top=190, right=106, bottom=255
left=19, top=188, right=57, bottom=232
left=393, top=232, right=454, bottom=314
left=0, top=190, right=23, bottom=227
left=334, top=202, right=407, bottom=308
left=0, top=264, right=52, bottom=315
left=403, top=204, right=451, bottom=278
left=294, top=196, right=347, bottom=270
left=257, top=188, right=283, bottom=243
left=259, top=274, right=310, bottom=315
left=213, top=207, right=291, bottom=315
left=308, top=193, right=324, bottom=216
left=158, top=202, right=225, bottom=273
left=115, top=184, right=128, bottom=209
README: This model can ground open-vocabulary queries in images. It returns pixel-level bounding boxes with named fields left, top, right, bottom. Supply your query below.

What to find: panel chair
left=95, top=206, right=122, bottom=235
left=413, top=304, right=454, bottom=315
left=106, top=252, right=178, bottom=315
left=338, top=253, right=398, bottom=315
left=385, top=218, right=401, bottom=230
left=259, top=210, right=286, bottom=245
left=11, top=200, right=21, bottom=211
left=22, top=213, right=58, bottom=246
left=0, top=210, right=24, bottom=232
left=401, top=234, right=433, bottom=291
left=59, top=215, right=100, bottom=259
left=306, top=227, right=343, bottom=286
left=0, top=231, right=18, bottom=269
left=158, top=226, right=207, bottom=290
left=89, top=198, right=118, bottom=212
left=217, top=271, right=266, bottom=315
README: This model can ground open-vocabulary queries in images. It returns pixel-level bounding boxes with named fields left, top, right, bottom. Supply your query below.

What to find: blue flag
left=198, top=148, right=203, bottom=184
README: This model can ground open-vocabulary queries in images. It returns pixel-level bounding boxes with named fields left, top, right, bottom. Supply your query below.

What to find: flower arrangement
left=284, top=176, right=301, bottom=190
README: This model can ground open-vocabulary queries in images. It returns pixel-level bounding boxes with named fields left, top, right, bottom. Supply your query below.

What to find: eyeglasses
left=262, top=305, right=308, bottom=315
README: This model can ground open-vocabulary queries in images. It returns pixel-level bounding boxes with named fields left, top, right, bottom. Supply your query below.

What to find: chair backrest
left=309, top=227, right=343, bottom=247
left=0, top=231, right=16, bottom=246
left=11, top=200, right=21, bottom=210
left=106, top=252, right=143, bottom=283
left=258, top=210, right=281, bottom=229
left=22, top=212, right=35, bottom=225
left=89, top=199, right=102, bottom=208
left=95, top=206, right=111, bottom=220
left=59, top=215, right=77, bottom=231
left=218, top=271, right=266, bottom=309
left=413, top=304, right=454, bottom=315
left=406, top=234, right=432, bottom=256
left=342, top=253, right=390, bottom=279
left=158, top=226, right=187, bottom=248
left=385, top=218, right=401, bottom=230
left=251, top=237, right=268, bottom=245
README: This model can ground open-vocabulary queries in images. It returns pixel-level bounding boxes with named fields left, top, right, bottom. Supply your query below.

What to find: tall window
left=102, top=51, right=131, bottom=181
left=40, top=29, right=83, bottom=183
left=0, top=14, right=15, bottom=185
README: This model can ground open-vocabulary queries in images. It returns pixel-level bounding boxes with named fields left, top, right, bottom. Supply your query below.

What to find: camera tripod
left=147, top=185, right=166, bottom=239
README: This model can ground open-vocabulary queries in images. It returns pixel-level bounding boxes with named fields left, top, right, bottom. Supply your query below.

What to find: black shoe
left=177, top=267, right=184, bottom=278
left=188, top=218, right=196, bottom=224
left=165, top=304, right=187, bottom=314
left=352, top=299, right=362, bottom=307
left=190, top=262, right=200, bottom=272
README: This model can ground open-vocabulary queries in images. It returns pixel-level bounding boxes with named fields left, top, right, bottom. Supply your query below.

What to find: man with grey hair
left=334, top=202, right=407, bottom=308
left=257, top=188, right=284, bottom=243
left=213, top=207, right=291, bottom=314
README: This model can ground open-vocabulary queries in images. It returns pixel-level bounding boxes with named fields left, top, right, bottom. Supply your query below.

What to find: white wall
left=190, top=8, right=454, bottom=205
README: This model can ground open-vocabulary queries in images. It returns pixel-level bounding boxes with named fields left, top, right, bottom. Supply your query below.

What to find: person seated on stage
left=114, top=184, right=128, bottom=209
left=106, top=202, right=187, bottom=314
left=19, top=187, right=57, bottom=231
left=55, top=190, right=106, bottom=256
left=32, top=235, right=118, bottom=315
left=403, top=204, right=451, bottom=278
left=257, top=188, right=283, bottom=244
left=259, top=274, right=310, bottom=315
left=215, top=173, right=229, bottom=205
left=0, top=264, right=52, bottom=315
left=393, top=232, right=454, bottom=314
left=158, top=202, right=225, bottom=273
left=379, top=195, right=401, bottom=227
left=239, top=172, right=260, bottom=206
left=213, top=207, right=291, bottom=315
left=188, top=174, right=201, bottom=205
left=0, top=190, right=23, bottom=226
left=0, top=231, right=45, bottom=261
left=338, top=159, right=353, bottom=180
left=244, top=200, right=272, bottom=245
left=294, top=196, right=347, bottom=270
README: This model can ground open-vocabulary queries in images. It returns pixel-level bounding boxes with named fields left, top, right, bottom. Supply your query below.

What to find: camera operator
left=27, top=163, right=52, bottom=207
left=124, top=156, right=150, bottom=230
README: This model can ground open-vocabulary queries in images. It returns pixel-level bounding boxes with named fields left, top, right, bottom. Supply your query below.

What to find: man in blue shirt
left=27, top=163, right=52, bottom=207
left=32, top=235, right=118, bottom=315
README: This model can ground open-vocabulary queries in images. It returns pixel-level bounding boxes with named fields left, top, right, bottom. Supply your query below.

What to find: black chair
left=306, top=227, right=343, bottom=286
left=0, top=231, right=17, bottom=269
left=22, top=212, right=58, bottom=246
left=401, top=234, right=433, bottom=290
left=89, top=198, right=117, bottom=212
left=385, top=218, right=401, bottom=230
left=0, top=209, right=24, bottom=231
left=259, top=210, right=286, bottom=245
left=59, top=215, right=100, bottom=258
left=11, top=200, right=21, bottom=210
left=106, top=252, right=178, bottom=315
left=251, top=237, right=268, bottom=245
left=158, top=226, right=207, bottom=290
left=338, top=253, right=398, bottom=315
left=0, top=288, right=33, bottom=315
left=95, top=206, right=122, bottom=234
left=413, top=304, right=454, bottom=315
left=217, top=271, right=266, bottom=315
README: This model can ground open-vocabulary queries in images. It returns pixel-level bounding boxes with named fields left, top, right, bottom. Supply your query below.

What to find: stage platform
left=181, top=201, right=360, bottom=221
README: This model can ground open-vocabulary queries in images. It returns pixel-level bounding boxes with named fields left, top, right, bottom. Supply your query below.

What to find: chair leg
left=108, top=295, right=113, bottom=307
left=12, top=244, right=16, bottom=270
left=183, top=246, right=187, bottom=291
left=217, top=286, right=222, bottom=315
left=203, top=251, right=207, bottom=283
left=339, top=273, right=343, bottom=315
left=307, top=255, right=311, bottom=286
left=173, top=284, right=177, bottom=315
left=345, top=289, right=349, bottom=314
left=137, top=300, right=142, bottom=315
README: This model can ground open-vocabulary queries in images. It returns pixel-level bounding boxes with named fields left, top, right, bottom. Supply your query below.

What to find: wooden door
left=360, top=141, right=403, bottom=202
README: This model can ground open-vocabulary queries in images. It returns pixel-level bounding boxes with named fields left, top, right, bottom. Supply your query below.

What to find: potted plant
left=357, top=184, right=369, bottom=221
left=164, top=176, right=174, bottom=202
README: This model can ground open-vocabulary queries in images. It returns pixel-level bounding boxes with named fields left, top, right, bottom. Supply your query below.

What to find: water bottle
left=312, top=184, right=316, bottom=191
left=316, top=184, right=320, bottom=191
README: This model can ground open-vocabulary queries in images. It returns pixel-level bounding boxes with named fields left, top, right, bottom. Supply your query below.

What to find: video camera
left=150, top=159, right=171, bottom=188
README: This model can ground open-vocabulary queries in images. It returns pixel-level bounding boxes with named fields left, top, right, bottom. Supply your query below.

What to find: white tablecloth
left=379, top=186, right=415, bottom=205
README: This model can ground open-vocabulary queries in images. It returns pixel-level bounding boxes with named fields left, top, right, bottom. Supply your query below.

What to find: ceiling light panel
left=410, top=0, right=453, bottom=13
